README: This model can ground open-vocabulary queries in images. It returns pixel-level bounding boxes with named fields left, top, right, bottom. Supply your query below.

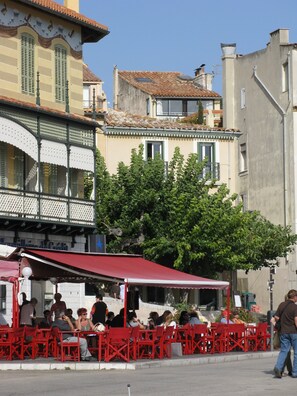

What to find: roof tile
left=0, top=95, right=98, bottom=126
left=18, top=0, right=109, bottom=32
left=83, top=64, right=102, bottom=83
left=118, top=71, right=221, bottom=98
left=106, top=109, right=237, bottom=132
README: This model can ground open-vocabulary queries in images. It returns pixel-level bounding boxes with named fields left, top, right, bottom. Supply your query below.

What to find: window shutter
left=0, top=143, right=7, bottom=187
left=55, top=45, right=67, bottom=102
left=21, top=34, right=34, bottom=94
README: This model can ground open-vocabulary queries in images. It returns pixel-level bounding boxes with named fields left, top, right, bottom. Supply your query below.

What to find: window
left=146, top=98, right=150, bottom=115
left=40, top=163, right=66, bottom=195
left=240, top=194, right=248, bottom=212
left=0, top=142, right=24, bottom=189
left=83, top=85, right=90, bottom=108
left=55, top=45, right=67, bottom=102
left=240, top=143, right=247, bottom=172
left=282, top=62, right=289, bottom=92
left=69, top=168, right=84, bottom=198
left=240, top=88, right=246, bottom=109
left=21, top=33, right=35, bottom=94
left=198, top=142, right=219, bottom=179
left=146, top=141, right=163, bottom=159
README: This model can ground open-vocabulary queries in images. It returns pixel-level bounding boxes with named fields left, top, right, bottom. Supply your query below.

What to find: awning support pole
left=12, top=279, right=19, bottom=328
left=124, top=281, right=128, bottom=326
left=226, top=286, right=231, bottom=323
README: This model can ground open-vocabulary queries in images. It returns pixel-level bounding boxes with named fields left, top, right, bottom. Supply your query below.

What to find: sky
left=57, top=0, right=297, bottom=106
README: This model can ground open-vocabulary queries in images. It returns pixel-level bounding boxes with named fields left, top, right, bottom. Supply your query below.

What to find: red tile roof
left=83, top=64, right=102, bottom=83
left=0, top=95, right=98, bottom=126
left=118, top=71, right=221, bottom=98
left=105, top=109, right=237, bottom=132
left=17, top=0, right=109, bottom=38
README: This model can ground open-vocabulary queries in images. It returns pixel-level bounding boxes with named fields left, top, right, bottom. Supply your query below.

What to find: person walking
left=273, top=289, right=297, bottom=378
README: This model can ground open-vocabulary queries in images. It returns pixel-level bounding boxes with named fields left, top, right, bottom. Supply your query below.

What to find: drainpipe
left=253, top=66, right=287, bottom=228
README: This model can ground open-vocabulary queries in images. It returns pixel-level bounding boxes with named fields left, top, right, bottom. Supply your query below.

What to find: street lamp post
left=268, top=267, right=276, bottom=351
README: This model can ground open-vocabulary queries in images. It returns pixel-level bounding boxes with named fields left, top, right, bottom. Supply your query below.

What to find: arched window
left=21, top=33, right=35, bottom=94
left=55, top=45, right=67, bottom=102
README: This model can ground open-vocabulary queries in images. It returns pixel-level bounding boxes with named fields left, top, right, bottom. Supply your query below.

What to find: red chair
left=129, top=326, right=140, bottom=360
left=23, top=326, right=37, bottom=359
left=105, top=327, right=131, bottom=362
left=162, top=326, right=175, bottom=358
left=80, top=330, right=107, bottom=361
left=138, top=326, right=164, bottom=360
left=175, top=325, right=192, bottom=355
left=226, top=324, right=246, bottom=352
left=255, top=323, right=271, bottom=351
left=0, top=328, right=15, bottom=360
left=211, top=324, right=228, bottom=354
left=245, top=325, right=257, bottom=351
left=35, top=328, right=52, bottom=358
left=52, top=327, right=81, bottom=362
left=190, top=324, right=209, bottom=354
left=0, top=328, right=25, bottom=361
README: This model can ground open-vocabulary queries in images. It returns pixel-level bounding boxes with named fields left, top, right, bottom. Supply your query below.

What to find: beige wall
left=222, top=29, right=297, bottom=312
left=97, top=130, right=237, bottom=192
left=0, top=0, right=83, bottom=115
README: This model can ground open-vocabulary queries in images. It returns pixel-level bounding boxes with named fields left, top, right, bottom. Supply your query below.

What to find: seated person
left=189, top=311, right=202, bottom=325
left=231, top=310, right=246, bottom=324
left=65, top=308, right=76, bottom=326
left=52, top=309, right=93, bottom=361
left=220, top=309, right=234, bottom=324
left=75, top=308, right=95, bottom=331
left=105, top=311, right=114, bottom=327
left=126, top=311, right=146, bottom=329
left=163, top=312, right=177, bottom=329
left=110, top=308, right=125, bottom=328
left=147, top=311, right=159, bottom=330
left=179, top=311, right=190, bottom=326
left=156, top=310, right=172, bottom=326
left=38, top=309, right=52, bottom=329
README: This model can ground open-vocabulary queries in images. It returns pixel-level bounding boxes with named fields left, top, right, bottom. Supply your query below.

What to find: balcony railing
left=200, top=162, right=220, bottom=180
left=0, top=188, right=95, bottom=226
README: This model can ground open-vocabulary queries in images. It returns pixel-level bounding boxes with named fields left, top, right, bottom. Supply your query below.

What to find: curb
left=0, top=351, right=279, bottom=371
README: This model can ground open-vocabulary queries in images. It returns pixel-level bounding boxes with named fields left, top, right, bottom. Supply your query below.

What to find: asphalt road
left=0, top=356, right=296, bottom=396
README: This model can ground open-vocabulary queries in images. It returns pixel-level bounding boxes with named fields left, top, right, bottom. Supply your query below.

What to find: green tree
left=197, top=100, right=204, bottom=124
left=95, top=146, right=297, bottom=278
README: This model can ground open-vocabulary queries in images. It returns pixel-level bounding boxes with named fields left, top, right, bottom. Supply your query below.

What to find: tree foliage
left=95, top=147, right=297, bottom=278
left=197, top=100, right=204, bottom=125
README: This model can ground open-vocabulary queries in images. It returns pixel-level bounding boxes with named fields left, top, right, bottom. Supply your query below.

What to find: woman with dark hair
left=147, top=311, right=159, bottom=329
left=156, top=310, right=172, bottom=326
left=179, top=311, right=190, bottom=326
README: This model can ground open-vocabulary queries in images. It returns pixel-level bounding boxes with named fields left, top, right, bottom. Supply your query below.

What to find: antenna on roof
left=212, top=64, right=222, bottom=76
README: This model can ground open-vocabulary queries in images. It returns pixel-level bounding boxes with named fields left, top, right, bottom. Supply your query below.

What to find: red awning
left=21, top=249, right=228, bottom=290
left=0, top=260, right=19, bottom=281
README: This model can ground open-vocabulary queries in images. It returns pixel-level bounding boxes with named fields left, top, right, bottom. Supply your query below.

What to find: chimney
left=64, top=0, right=79, bottom=12
left=193, top=64, right=213, bottom=90
left=221, top=43, right=237, bottom=128
left=195, top=64, right=205, bottom=77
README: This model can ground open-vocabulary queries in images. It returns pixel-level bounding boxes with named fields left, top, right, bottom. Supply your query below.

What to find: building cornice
left=104, top=126, right=241, bottom=140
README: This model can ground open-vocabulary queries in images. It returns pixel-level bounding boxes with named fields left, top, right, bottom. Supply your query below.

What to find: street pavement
left=0, top=354, right=296, bottom=395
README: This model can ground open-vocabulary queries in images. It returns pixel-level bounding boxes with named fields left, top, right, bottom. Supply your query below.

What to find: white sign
left=234, top=295, right=242, bottom=308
